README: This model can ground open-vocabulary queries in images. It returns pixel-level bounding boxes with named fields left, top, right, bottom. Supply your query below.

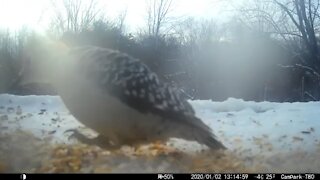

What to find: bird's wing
left=67, top=46, right=225, bottom=149
left=66, top=47, right=224, bottom=149
left=70, top=46, right=198, bottom=123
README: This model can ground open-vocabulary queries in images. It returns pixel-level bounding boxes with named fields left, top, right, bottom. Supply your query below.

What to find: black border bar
left=0, top=173, right=319, bottom=180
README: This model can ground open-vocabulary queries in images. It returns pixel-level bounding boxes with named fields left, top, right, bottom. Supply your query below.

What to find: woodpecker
left=22, top=36, right=225, bottom=150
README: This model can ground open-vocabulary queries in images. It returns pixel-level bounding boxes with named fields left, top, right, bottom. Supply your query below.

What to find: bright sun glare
left=0, top=0, right=47, bottom=32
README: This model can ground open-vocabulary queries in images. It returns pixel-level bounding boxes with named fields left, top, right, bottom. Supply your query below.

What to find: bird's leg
left=95, top=134, right=121, bottom=149
left=65, top=129, right=119, bottom=149
left=65, top=129, right=97, bottom=145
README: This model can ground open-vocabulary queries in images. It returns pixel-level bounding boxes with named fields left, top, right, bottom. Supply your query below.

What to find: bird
left=21, top=35, right=225, bottom=150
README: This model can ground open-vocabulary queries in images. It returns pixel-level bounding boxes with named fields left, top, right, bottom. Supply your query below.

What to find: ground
left=0, top=94, right=319, bottom=173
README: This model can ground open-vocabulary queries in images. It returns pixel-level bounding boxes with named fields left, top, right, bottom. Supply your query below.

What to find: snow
left=191, top=98, right=320, bottom=155
left=1, top=94, right=320, bottom=172
left=0, top=94, right=85, bottom=144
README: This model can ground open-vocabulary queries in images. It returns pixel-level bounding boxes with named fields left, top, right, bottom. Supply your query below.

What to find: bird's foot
left=65, top=129, right=93, bottom=143
left=64, top=129, right=117, bottom=149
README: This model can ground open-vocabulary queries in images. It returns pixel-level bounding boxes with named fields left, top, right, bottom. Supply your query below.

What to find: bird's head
left=19, top=34, right=70, bottom=86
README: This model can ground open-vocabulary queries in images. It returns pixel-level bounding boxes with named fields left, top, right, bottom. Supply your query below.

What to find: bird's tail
left=186, top=116, right=226, bottom=150
left=201, top=134, right=226, bottom=150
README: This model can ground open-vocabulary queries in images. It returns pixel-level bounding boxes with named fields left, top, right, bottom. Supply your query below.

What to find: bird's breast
left=54, top=74, right=169, bottom=144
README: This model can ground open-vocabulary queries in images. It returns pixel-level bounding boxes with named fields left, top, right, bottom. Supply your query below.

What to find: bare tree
left=146, top=0, right=173, bottom=37
left=237, top=0, right=320, bottom=70
left=274, top=0, right=320, bottom=71
left=116, top=9, right=128, bottom=34
left=50, top=0, right=102, bottom=34
left=0, top=29, right=31, bottom=93
left=235, top=0, right=320, bottom=100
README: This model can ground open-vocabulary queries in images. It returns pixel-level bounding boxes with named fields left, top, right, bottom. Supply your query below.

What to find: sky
left=0, top=0, right=238, bottom=33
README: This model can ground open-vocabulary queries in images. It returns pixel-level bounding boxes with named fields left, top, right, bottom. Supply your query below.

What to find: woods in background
left=1, top=0, right=320, bottom=102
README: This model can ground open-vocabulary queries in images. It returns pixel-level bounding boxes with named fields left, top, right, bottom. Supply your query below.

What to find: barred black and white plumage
left=23, top=41, right=225, bottom=150
left=72, top=47, right=196, bottom=118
